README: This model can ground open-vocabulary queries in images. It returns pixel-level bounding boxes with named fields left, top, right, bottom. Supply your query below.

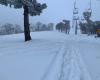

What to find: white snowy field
left=0, top=31, right=100, bottom=80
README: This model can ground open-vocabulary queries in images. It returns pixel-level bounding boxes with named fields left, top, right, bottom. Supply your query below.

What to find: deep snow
left=0, top=31, right=100, bottom=80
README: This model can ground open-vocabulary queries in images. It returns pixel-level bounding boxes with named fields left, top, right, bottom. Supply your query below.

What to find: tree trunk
left=24, top=4, right=31, bottom=41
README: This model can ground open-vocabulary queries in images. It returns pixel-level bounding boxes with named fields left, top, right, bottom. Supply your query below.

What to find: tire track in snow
left=40, top=42, right=68, bottom=80
left=40, top=43, right=64, bottom=80
left=58, top=42, right=92, bottom=80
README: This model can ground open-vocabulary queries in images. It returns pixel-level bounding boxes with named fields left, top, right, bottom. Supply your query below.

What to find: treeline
left=79, top=11, right=100, bottom=35
left=56, top=20, right=70, bottom=34
left=79, top=21, right=100, bottom=35
left=0, top=22, right=54, bottom=35
left=0, top=23, right=23, bottom=35
left=30, top=22, right=54, bottom=32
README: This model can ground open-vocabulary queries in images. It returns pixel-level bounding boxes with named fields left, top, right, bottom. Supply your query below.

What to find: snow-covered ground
left=0, top=31, right=100, bottom=80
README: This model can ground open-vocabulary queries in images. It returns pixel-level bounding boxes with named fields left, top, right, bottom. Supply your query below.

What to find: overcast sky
left=0, top=0, right=100, bottom=26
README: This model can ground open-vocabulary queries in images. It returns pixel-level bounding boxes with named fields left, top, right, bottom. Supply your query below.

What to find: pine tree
left=0, top=0, right=47, bottom=41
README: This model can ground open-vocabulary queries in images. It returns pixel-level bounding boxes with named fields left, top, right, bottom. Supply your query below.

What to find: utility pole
left=87, top=0, right=92, bottom=16
left=72, top=0, right=79, bottom=35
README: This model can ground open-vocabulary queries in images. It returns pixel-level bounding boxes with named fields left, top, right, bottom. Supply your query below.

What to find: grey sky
left=0, top=0, right=100, bottom=26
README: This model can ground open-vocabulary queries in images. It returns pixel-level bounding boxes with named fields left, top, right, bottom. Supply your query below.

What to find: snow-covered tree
left=36, top=22, right=42, bottom=31
left=83, top=11, right=95, bottom=35
left=0, top=23, right=23, bottom=35
left=56, top=20, right=70, bottom=34
left=47, top=23, right=54, bottom=31
left=30, top=23, right=35, bottom=32
left=0, top=23, right=14, bottom=35
left=41, top=24, right=47, bottom=31
left=14, top=24, right=23, bottom=33
left=0, top=0, right=47, bottom=41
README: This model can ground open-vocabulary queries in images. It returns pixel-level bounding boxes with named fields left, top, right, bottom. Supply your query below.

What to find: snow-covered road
left=73, top=40, right=100, bottom=80
left=0, top=31, right=100, bottom=80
